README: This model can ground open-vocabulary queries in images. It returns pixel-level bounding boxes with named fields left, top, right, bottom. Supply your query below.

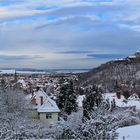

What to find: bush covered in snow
left=47, top=105, right=140, bottom=139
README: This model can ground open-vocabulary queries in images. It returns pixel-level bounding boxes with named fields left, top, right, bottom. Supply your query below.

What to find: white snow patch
left=117, top=124, right=140, bottom=140
left=17, top=79, right=26, bottom=87
left=77, top=95, right=85, bottom=107
left=128, top=55, right=136, bottom=58
left=105, top=93, right=140, bottom=110
left=136, top=71, right=140, bottom=78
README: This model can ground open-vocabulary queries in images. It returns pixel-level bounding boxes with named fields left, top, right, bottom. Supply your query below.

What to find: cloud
left=0, top=0, right=114, bottom=22
left=0, top=54, right=42, bottom=61
left=36, top=15, right=100, bottom=29
left=0, top=7, right=48, bottom=21
left=0, top=0, right=140, bottom=68
left=58, top=50, right=97, bottom=54
left=87, top=53, right=128, bottom=60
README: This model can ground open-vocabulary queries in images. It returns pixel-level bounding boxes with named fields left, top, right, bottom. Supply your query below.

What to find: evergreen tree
left=56, top=79, right=78, bottom=115
left=64, top=80, right=78, bottom=115
left=116, top=91, right=121, bottom=99
left=83, top=85, right=103, bottom=120
left=112, top=98, right=116, bottom=109
left=14, top=71, right=17, bottom=82
left=56, top=82, right=68, bottom=111
left=110, top=99, right=116, bottom=112
left=105, top=98, right=110, bottom=110
left=110, top=101, right=114, bottom=112
left=114, top=80, right=119, bottom=91
left=1, top=78, right=6, bottom=92
left=123, top=90, right=130, bottom=99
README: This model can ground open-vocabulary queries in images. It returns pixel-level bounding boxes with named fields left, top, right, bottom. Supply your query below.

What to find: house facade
left=25, top=89, right=60, bottom=127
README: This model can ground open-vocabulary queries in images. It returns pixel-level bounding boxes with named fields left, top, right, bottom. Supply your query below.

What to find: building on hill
left=135, top=51, right=140, bottom=58
left=25, top=89, right=60, bottom=127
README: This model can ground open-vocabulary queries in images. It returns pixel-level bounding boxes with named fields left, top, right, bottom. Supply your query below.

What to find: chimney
left=32, top=97, right=36, bottom=105
left=40, top=96, right=43, bottom=105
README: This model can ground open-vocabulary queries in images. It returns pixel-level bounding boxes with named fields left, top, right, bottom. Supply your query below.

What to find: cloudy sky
left=0, top=0, right=140, bottom=69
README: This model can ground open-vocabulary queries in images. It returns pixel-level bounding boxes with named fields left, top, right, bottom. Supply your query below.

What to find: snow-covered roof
left=128, top=55, right=136, bottom=58
left=25, top=94, right=32, bottom=100
left=17, top=79, right=26, bottom=87
left=35, top=89, right=48, bottom=98
left=25, top=89, right=60, bottom=113
left=38, top=97, right=60, bottom=113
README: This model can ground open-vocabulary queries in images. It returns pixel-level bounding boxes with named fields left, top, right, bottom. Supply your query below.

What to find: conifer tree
left=112, top=98, right=116, bottom=109
left=83, top=85, right=103, bottom=120
left=56, top=79, right=78, bottom=115
left=56, top=81, right=68, bottom=111
left=64, top=80, right=78, bottom=115
left=123, top=90, right=130, bottom=99
left=105, top=98, right=110, bottom=110
left=1, top=78, right=6, bottom=92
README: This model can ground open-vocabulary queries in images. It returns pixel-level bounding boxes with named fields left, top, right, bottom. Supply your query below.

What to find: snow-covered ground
left=136, top=71, right=140, bottom=79
left=117, top=124, right=140, bottom=140
left=77, top=93, right=140, bottom=110
left=105, top=93, right=140, bottom=139
left=77, top=95, right=85, bottom=107
left=105, top=93, right=140, bottom=110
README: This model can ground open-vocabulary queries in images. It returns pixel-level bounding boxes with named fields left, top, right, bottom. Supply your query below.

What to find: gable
left=37, top=98, right=60, bottom=113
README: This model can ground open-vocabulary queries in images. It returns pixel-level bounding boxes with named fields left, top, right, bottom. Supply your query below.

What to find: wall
left=26, top=108, right=39, bottom=119
left=39, top=112, right=59, bottom=127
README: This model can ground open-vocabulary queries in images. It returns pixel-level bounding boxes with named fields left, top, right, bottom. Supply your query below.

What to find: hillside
left=78, top=52, right=140, bottom=92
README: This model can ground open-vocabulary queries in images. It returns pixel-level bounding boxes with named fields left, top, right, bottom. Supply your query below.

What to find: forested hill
left=78, top=52, right=140, bottom=92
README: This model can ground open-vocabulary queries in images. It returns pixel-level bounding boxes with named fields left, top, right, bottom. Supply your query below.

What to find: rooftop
left=25, top=89, right=60, bottom=113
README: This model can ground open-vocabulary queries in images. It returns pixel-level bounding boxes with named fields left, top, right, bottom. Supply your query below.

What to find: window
left=46, top=113, right=52, bottom=119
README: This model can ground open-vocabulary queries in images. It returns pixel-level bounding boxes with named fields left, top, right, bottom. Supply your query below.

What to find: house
left=25, top=89, right=60, bottom=127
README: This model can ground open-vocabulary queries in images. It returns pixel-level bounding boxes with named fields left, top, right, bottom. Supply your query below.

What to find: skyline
left=0, top=0, right=140, bottom=69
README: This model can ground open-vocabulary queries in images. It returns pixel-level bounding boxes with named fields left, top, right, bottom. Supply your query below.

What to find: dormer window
left=46, top=113, right=52, bottom=119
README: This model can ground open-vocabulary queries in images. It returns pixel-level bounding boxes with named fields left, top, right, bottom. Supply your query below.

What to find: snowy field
left=105, top=93, right=140, bottom=110
left=78, top=93, right=140, bottom=110
left=105, top=93, right=140, bottom=139
left=117, top=124, right=140, bottom=140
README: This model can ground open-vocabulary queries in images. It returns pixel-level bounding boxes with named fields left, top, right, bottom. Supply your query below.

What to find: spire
left=14, top=70, right=17, bottom=82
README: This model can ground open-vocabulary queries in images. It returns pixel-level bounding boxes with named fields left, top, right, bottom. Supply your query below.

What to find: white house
left=25, top=89, right=60, bottom=127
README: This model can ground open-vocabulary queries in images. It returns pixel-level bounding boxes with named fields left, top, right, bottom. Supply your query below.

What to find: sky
left=0, top=0, right=140, bottom=69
